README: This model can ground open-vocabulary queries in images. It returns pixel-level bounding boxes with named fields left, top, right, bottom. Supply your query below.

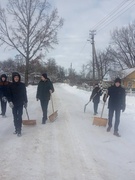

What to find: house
left=102, top=73, right=113, bottom=88
left=121, top=68, right=135, bottom=89
left=102, top=68, right=135, bottom=90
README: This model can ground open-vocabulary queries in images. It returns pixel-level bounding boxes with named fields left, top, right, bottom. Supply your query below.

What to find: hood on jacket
left=0, top=74, right=7, bottom=82
left=12, top=72, right=21, bottom=82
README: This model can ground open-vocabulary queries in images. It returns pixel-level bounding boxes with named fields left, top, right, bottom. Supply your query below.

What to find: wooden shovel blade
left=49, top=110, right=58, bottom=122
left=22, top=120, right=36, bottom=125
left=93, top=117, right=108, bottom=127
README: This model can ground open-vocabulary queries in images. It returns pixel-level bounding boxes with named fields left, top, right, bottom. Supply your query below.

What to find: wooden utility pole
left=89, top=30, right=96, bottom=85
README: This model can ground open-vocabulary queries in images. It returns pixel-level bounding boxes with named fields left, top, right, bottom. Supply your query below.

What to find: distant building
left=102, top=74, right=113, bottom=88
left=121, top=68, right=135, bottom=89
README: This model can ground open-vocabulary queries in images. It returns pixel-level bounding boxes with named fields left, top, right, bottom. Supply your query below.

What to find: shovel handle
left=25, top=107, right=30, bottom=120
left=101, top=90, right=108, bottom=118
left=101, top=102, right=105, bottom=118
left=84, top=100, right=91, bottom=113
left=50, top=93, right=54, bottom=113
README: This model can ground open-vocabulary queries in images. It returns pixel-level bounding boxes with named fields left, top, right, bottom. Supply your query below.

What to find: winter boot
left=13, top=130, right=17, bottom=134
left=113, top=131, right=121, bottom=137
left=107, top=126, right=111, bottom=132
left=42, top=117, right=46, bottom=124
left=13, top=128, right=18, bottom=134
left=17, top=130, right=22, bottom=137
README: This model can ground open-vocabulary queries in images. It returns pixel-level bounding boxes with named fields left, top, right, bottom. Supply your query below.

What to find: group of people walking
left=0, top=72, right=54, bottom=137
left=90, top=77, right=126, bottom=137
left=0, top=72, right=126, bottom=138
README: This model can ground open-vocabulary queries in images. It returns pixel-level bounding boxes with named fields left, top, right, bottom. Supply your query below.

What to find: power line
left=97, top=2, right=135, bottom=32
left=79, top=41, right=88, bottom=53
left=91, top=0, right=128, bottom=30
left=91, top=0, right=135, bottom=32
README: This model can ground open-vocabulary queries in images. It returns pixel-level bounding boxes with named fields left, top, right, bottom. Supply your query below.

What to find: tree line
left=0, top=56, right=67, bottom=84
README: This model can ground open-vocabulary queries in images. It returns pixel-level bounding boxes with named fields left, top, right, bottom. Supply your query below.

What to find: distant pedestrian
left=8, top=72, right=28, bottom=137
left=90, top=83, right=102, bottom=115
left=36, top=73, right=54, bottom=124
left=103, top=77, right=126, bottom=137
left=0, top=74, right=10, bottom=117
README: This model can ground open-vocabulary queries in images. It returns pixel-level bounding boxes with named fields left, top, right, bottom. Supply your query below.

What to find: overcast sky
left=0, top=0, right=135, bottom=73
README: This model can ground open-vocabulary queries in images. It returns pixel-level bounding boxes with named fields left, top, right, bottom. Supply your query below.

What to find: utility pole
left=88, top=30, right=96, bottom=85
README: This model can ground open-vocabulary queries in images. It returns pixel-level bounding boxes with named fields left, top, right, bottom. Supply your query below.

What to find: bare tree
left=45, top=58, right=58, bottom=81
left=0, top=0, right=63, bottom=85
left=110, top=21, right=135, bottom=69
left=95, top=50, right=109, bottom=80
left=0, top=58, right=17, bottom=73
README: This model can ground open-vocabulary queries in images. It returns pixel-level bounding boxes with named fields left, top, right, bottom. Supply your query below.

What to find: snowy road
left=0, top=83, right=135, bottom=180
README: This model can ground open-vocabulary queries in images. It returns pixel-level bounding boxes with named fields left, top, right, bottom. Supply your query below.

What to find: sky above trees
left=0, top=0, right=135, bottom=72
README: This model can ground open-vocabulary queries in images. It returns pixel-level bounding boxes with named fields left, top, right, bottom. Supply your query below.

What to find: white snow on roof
left=121, top=68, right=135, bottom=78
left=103, top=73, right=111, bottom=81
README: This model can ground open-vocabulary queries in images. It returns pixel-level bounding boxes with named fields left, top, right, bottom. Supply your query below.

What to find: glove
left=122, top=105, right=126, bottom=112
left=49, top=90, right=52, bottom=94
left=103, top=94, right=107, bottom=102
left=2, top=96, right=7, bottom=103
left=9, top=102, right=14, bottom=108
left=23, top=102, right=27, bottom=108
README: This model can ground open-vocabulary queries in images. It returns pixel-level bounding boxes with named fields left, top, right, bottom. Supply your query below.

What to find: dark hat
left=42, top=73, right=47, bottom=79
left=12, top=72, right=21, bottom=82
left=114, top=77, right=121, bottom=84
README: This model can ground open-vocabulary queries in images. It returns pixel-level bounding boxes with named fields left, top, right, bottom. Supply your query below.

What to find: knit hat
left=114, top=77, right=121, bottom=84
left=42, top=73, right=47, bottom=79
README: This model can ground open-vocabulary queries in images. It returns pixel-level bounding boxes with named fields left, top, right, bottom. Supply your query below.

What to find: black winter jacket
left=8, top=72, right=27, bottom=106
left=0, top=74, right=10, bottom=98
left=8, top=82, right=27, bottom=106
left=108, top=85, right=126, bottom=110
left=0, top=81, right=10, bottom=97
left=36, top=78, right=54, bottom=101
left=90, top=87, right=102, bottom=103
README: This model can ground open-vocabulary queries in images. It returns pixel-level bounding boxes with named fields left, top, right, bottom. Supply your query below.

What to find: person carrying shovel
left=36, top=73, right=54, bottom=124
left=8, top=72, right=28, bottom=137
left=90, top=83, right=102, bottom=115
left=103, top=77, right=126, bottom=137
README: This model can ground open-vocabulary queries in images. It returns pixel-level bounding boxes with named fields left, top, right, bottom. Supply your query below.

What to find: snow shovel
left=22, top=108, right=36, bottom=125
left=93, top=92, right=108, bottom=127
left=49, top=94, right=58, bottom=122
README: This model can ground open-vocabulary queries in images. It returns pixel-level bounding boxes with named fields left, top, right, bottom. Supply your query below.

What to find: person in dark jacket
left=0, top=74, right=10, bottom=117
left=103, top=77, right=126, bottom=137
left=36, top=73, right=54, bottom=124
left=90, top=84, right=102, bottom=115
left=8, top=72, right=28, bottom=137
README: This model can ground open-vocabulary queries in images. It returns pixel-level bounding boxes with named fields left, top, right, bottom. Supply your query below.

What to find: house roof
left=121, top=68, right=135, bottom=78
left=103, top=73, right=112, bottom=81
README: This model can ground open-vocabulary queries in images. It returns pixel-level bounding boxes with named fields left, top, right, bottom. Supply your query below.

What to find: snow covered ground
left=0, top=83, right=135, bottom=180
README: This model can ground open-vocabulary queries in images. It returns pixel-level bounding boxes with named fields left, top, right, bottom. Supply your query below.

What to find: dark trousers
left=40, top=100, right=49, bottom=123
left=12, top=105, right=23, bottom=132
left=94, top=102, right=98, bottom=114
left=108, top=107, right=121, bottom=132
left=1, top=99, right=7, bottom=115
